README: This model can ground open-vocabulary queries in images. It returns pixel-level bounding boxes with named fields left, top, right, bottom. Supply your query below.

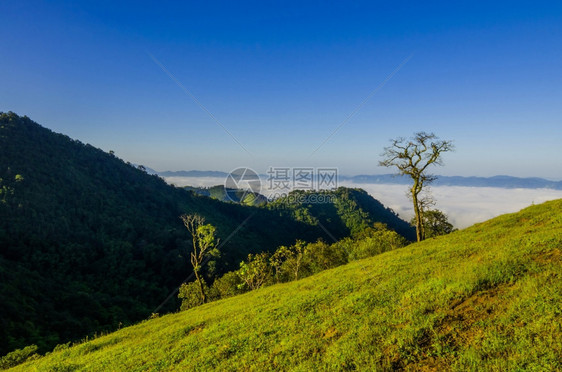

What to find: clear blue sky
left=1, top=1, right=561, bottom=178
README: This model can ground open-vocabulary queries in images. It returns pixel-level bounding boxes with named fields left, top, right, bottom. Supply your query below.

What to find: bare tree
left=380, top=132, right=453, bottom=242
left=180, top=214, right=219, bottom=303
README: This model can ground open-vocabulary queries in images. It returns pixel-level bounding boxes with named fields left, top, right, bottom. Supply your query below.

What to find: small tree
left=180, top=214, right=219, bottom=304
left=237, top=252, right=272, bottom=291
left=380, top=132, right=453, bottom=241
left=270, top=245, right=289, bottom=283
left=270, top=241, right=307, bottom=281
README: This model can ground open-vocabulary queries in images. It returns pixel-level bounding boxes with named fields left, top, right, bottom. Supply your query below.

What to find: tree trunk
left=193, top=268, right=206, bottom=303
left=411, top=184, right=424, bottom=242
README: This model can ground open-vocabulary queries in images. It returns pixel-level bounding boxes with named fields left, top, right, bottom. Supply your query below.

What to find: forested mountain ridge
left=267, top=188, right=415, bottom=240
left=183, top=186, right=414, bottom=241
left=0, top=112, right=412, bottom=356
left=184, top=185, right=268, bottom=206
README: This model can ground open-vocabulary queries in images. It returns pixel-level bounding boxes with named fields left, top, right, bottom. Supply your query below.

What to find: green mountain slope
left=11, top=199, right=562, bottom=371
left=268, top=188, right=415, bottom=240
left=0, top=112, right=412, bottom=356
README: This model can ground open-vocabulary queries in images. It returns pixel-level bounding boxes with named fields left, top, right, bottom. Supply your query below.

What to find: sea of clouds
left=340, top=182, right=562, bottom=229
left=163, top=176, right=562, bottom=229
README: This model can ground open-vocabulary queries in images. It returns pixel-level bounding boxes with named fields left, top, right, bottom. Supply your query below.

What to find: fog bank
left=344, top=182, right=562, bottom=228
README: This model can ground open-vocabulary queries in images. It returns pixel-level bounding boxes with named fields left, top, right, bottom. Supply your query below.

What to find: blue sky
left=1, top=1, right=561, bottom=178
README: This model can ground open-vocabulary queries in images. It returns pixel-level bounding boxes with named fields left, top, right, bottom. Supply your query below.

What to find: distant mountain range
left=158, top=170, right=229, bottom=178
left=154, top=170, right=562, bottom=190
left=345, top=174, right=562, bottom=190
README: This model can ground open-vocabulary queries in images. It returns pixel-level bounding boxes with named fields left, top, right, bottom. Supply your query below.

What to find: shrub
left=303, top=239, right=348, bottom=274
left=209, top=271, right=245, bottom=300
left=0, top=344, right=39, bottom=369
left=349, top=227, right=407, bottom=260
left=178, top=281, right=208, bottom=311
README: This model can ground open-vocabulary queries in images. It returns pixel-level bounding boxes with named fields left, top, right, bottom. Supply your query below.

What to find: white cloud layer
left=164, top=177, right=226, bottom=188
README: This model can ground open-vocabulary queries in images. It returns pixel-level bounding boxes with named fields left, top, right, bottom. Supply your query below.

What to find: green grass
left=11, top=200, right=562, bottom=371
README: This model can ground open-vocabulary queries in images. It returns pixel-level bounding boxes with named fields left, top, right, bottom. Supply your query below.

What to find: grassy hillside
left=11, top=199, right=562, bottom=371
